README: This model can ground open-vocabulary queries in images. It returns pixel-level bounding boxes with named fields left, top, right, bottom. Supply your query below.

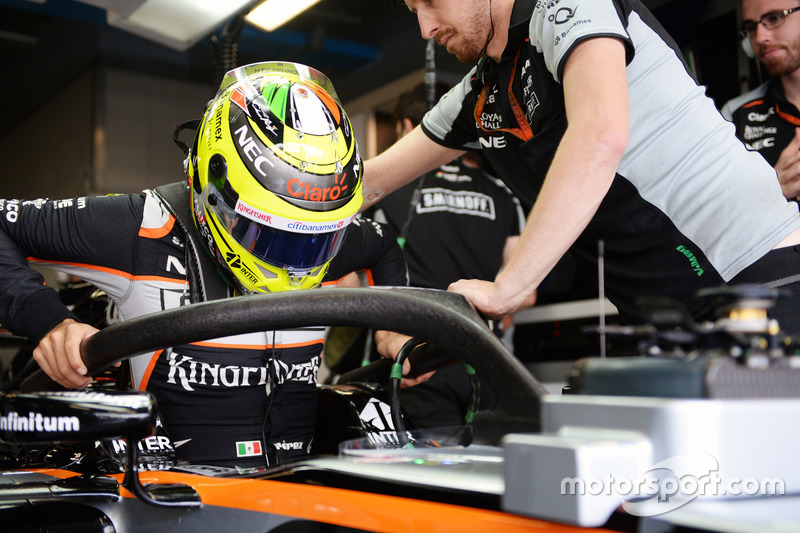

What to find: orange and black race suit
left=0, top=184, right=407, bottom=467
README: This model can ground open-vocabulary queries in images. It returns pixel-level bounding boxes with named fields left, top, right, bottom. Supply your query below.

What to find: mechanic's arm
left=774, top=128, right=800, bottom=201
left=449, top=37, right=629, bottom=318
left=361, top=125, right=464, bottom=211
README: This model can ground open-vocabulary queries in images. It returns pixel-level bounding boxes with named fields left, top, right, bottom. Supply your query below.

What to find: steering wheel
left=20, top=287, right=546, bottom=443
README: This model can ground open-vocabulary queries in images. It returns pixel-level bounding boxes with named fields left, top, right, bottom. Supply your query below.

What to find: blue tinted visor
left=208, top=187, right=349, bottom=270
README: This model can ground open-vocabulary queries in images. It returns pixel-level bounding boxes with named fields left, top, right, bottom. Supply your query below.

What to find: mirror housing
left=0, top=390, right=155, bottom=444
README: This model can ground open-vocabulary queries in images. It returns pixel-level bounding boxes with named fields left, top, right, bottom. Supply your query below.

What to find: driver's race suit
left=0, top=183, right=408, bottom=468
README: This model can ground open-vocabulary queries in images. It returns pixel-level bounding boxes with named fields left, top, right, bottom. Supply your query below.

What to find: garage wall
left=1, top=71, right=94, bottom=200
left=0, top=68, right=214, bottom=200
left=94, top=68, right=213, bottom=194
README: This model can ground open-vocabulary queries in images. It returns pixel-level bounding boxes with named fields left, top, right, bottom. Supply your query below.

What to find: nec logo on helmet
left=233, top=125, right=274, bottom=177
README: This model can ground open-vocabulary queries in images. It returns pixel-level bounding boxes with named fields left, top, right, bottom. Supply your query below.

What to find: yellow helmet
left=188, top=62, right=362, bottom=293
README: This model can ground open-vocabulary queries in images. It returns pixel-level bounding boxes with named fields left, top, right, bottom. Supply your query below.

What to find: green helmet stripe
left=262, top=83, right=290, bottom=123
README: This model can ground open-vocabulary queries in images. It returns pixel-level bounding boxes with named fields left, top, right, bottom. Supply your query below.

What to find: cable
left=389, top=337, right=427, bottom=447
left=397, top=41, right=438, bottom=249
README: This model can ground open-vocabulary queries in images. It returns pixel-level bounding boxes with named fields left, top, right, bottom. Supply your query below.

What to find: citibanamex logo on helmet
left=286, top=178, right=348, bottom=202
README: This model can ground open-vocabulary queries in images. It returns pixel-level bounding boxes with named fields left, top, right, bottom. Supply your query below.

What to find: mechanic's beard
left=760, top=38, right=800, bottom=77
left=439, top=8, right=492, bottom=63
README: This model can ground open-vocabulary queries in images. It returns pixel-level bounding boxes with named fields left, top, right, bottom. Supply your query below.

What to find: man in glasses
left=362, top=0, right=800, bottom=335
left=722, top=1, right=800, bottom=201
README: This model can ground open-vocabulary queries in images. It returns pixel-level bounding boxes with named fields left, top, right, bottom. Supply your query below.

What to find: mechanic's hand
left=775, top=128, right=800, bottom=201
left=373, top=330, right=435, bottom=388
left=33, top=318, right=99, bottom=389
left=447, top=278, right=529, bottom=320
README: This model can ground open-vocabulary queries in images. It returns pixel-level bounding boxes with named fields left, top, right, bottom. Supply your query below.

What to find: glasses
left=739, top=6, right=800, bottom=38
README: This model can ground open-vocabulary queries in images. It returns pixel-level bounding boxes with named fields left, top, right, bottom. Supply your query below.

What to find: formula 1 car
left=1, top=286, right=799, bottom=532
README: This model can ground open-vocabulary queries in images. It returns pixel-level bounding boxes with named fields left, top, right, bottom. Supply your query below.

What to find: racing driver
left=0, top=62, right=408, bottom=468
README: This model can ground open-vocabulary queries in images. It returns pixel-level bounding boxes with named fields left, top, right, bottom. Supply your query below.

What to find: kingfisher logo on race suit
left=166, top=351, right=319, bottom=392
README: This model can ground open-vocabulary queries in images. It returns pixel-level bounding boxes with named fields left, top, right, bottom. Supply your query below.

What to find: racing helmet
left=188, top=62, right=362, bottom=294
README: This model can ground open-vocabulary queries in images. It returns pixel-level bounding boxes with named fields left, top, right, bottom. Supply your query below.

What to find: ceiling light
left=245, top=0, right=323, bottom=32
left=77, top=0, right=259, bottom=51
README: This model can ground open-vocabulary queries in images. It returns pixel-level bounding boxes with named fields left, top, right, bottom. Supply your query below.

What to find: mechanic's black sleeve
left=0, top=194, right=143, bottom=342
left=325, top=217, right=408, bottom=286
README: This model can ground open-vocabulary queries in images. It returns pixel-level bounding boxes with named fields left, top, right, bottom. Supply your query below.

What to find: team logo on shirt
left=549, top=6, right=577, bottom=24
left=416, top=188, right=497, bottom=220
left=520, top=58, right=540, bottom=124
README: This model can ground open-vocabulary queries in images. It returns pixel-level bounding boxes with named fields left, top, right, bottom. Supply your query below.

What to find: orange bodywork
left=37, top=468, right=619, bottom=533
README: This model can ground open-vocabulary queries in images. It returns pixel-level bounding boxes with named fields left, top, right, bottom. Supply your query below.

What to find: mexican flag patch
left=236, top=440, right=262, bottom=457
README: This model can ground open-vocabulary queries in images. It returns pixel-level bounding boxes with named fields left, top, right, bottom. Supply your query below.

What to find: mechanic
left=0, top=62, right=407, bottom=468
left=362, top=0, right=800, bottom=334
left=721, top=0, right=800, bottom=201
left=367, top=80, right=526, bottom=427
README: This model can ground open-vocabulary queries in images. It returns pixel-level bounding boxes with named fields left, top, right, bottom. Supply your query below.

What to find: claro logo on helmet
left=287, top=175, right=348, bottom=202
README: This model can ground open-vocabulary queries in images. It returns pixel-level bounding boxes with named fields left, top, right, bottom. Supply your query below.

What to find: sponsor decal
left=273, top=440, right=304, bottom=451
left=520, top=58, right=540, bottom=123
left=743, top=125, right=778, bottom=140
left=417, top=188, right=497, bottom=220
left=225, top=252, right=259, bottom=285
left=549, top=6, right=577, bottom=24
left=676, top=245, right=704, bottom=276
left=236, top=440, right=262, bottom=457
left=359, top=398, right=394, bottom=431
left=252, top=102, right=278, bottom=135
left=746, top=138, right=776, bottom=151
left=269, top=357, right=320, bottom=386
left=287, top=173, right=349, bottom=202
left=229, top=86, right=249, bottom=115
left=359, top=399, right=405, bottom=447
left=233, top=125, right=275, bottom=177
left=535, top=0, right=563, bottom=10
left=166, top=352, right=269, bottom=392
left=480, top=111, right=504, bottom=130
left=747, top=108, right=775, bottom=122
left=552, top=9, right=591, bottom=47
left=234, top=197, right=354, bottom=234
left=0, top=411, right=80, bottom=432
left=165, top=254, right=186, bottom=275
left=1, top=199, right=19, bottom=223
left=52, top=199, right=73, bottom=209
left=212, top=102, right=225, bottom=143
left=478, top=136, right=508, bottom=149
left=111, top=435, right=174, bottom=455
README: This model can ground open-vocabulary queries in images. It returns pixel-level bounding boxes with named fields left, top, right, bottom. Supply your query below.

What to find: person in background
left=721, top=0, right=800, bottom=201
left=368, top=80, right=528, bottom=427
left=366, top=81, right=535, bottom=427
left=0, top=62, right=407, bottom=468
left=369, top=80, right=526, bottom=292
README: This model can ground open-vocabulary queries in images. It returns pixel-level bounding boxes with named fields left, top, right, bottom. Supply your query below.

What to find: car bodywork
left=2, top=286, right=799, bottom=532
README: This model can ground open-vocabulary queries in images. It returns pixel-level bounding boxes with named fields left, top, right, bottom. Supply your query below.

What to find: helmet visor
left=207, top=186, right=350, bottom=271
